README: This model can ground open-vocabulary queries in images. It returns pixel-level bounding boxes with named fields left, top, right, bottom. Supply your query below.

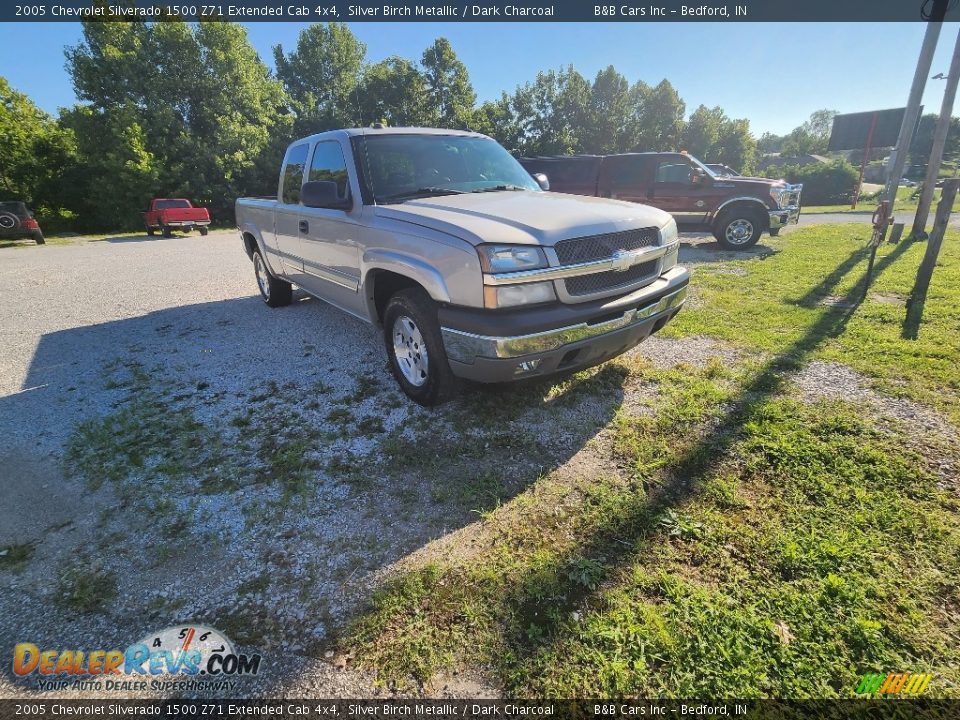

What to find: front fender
left=361, top=249, right=453, bottom=303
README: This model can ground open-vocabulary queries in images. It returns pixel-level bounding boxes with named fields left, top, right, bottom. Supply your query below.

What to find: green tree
left=584, top=66, right=631, bottom=154
left=359, top=57, right=432, bottom=127
left=273, top=23, right=366, bottom=135
left=420, top=38, right=476, bottom=129
left=634, top=79, right=685, bottom=151
left=714, top=117, right=757, bottom=174
left=0, top=76, right=78, bottom=224
left=66, top=19, right=287, bottom=225
left=58, top=104, right=158, bottom=231
left=682, top=105, right=726, bottom=159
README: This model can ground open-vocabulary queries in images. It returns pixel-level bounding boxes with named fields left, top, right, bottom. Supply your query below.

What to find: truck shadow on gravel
left=0, top=290, right=626, bottom=696
left=678, top=238, right=776, bottom=265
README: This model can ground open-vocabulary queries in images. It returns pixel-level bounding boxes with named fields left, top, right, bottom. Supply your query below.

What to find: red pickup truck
left=143, top=198, right=211, bottom=237
left=519, top=153, right=802, bottom=250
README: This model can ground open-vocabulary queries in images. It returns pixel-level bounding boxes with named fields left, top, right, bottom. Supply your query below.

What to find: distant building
left=757, top=153, right=830, bottom=171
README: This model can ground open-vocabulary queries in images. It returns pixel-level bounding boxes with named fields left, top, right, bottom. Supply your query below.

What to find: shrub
left=762, top=160, right=859, bottom=205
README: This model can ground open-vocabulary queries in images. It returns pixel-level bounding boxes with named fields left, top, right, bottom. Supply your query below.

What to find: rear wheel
left=162, top=226, right=173, bottom=238
left=253, top=249, right=292, bottom=308
left=713, top=206, right=765, bottom=250
left=199, top=226, right=209, bottom=236
left=146, top=226, right=156, bottom=236
left=32, top=232, right=45, bottom=245
left=383, top=288, right=458, bottom=406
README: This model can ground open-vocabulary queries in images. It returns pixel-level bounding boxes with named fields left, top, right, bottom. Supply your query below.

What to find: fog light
left=515, top=359, right=542, bottom=375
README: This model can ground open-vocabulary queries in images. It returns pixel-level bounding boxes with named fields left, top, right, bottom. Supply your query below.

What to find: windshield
left=688, top=156, right=718, bottom=178
left=358, top=134, right=540, bottom=203
left=155, top=199, right=191, bottom=209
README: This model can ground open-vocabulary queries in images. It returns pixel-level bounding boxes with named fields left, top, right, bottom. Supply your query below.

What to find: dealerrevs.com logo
left=13, top=625, right=261, bottom=693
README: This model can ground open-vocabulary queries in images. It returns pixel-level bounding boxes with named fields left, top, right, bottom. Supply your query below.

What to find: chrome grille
left=554, top=227, right=658, bottom=265
left=565, top=261, right=658, bottom=296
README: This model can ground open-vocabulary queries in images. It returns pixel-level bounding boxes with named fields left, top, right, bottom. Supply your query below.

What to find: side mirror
left=532, top=172, right=550, bottom=191
left=301, top=181, right=351, bottom=211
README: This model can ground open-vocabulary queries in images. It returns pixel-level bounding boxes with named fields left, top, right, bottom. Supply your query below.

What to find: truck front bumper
left=769, top=205, right=801, bottom=231
left=440, top=267, right=689, bottom=383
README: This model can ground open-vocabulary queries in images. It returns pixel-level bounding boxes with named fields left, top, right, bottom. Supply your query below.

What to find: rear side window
left=608, top=157, right=645, bottom=190
left=309, top=142, right=350, bottom=199
left=281, top=143, right=310, bottom=204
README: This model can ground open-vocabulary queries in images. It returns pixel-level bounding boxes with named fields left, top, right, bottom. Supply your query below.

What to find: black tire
left=383, top=288, right=458, bottom=406
left=162, top=226, right=173, bottom=238
left=713, top=206, right=766, bottom=250
left=252, top=249, right=292, bottom=308
left=769, top=228, right=781, bottom=237
left=199, top=226, right=209, bottom=236
left=32, top=232, right=45, bottom=245
left=146, top=226, right=156, bottom=236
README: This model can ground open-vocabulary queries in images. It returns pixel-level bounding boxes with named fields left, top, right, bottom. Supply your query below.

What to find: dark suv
left=0, top=202, right=45, bottom=244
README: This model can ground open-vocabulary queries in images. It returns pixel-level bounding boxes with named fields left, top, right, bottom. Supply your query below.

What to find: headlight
left=483, top=281, right=556, bottom=308
left=769, top=187, right=787, bottom=208
left=477, top=245, right=548, bottom=273
left=660, top=218, right=679, bottom=246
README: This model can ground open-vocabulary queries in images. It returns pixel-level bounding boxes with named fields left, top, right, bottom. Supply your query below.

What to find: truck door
left=598, top=155, right=649, bottom=203
left=275, top=142, right=309, bottom=276
left=297, top=140, right=363, bottom=310
left=647, top=155, right=717, bottom=228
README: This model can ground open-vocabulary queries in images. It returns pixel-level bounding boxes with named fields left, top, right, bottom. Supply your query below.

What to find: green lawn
left=345, top=225, right=960, bottom=698
left=804, top=186, right=960, bottom=214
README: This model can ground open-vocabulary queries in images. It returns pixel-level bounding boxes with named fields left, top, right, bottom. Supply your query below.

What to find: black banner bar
left=2, top=700, right=960, bottom=720
left=4, top=0, right=960, bottom=23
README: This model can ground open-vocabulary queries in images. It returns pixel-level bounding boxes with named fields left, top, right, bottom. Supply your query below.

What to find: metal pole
left=882, top=18, right=945, bottom=208
left=904, top=178, right=958, bottom=336
left=911, top=28, right=960, bottom=238
left=852, top=112, right=877, bottom=209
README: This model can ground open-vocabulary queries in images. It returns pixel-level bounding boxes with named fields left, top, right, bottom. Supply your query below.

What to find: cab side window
left=655, top=161, right=694, bottom=185
left=309, top=142, right=350, bottom=200
left=281, top=143, right=310, bottom=204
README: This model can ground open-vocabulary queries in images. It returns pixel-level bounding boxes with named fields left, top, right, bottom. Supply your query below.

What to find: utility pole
left=882, top=5, right=947, bottom=210
left=911, top=28, right=960, bottom=238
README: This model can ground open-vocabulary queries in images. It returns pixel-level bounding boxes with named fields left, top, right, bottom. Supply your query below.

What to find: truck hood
left=712, top=176, right=795, bottom=191
left=373, top=191, right=672, bottom=246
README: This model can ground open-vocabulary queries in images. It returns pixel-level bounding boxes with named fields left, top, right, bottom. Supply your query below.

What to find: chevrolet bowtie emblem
left=611, top=249, right=635, bottom=272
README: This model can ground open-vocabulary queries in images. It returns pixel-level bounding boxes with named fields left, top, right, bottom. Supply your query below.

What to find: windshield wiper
left=380, top=187, right=465, bottom=203
left=470, top=184, right=529, bottom=193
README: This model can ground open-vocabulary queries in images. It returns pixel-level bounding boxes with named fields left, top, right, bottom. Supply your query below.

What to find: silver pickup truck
left=235, top=127, right=689, bottom=405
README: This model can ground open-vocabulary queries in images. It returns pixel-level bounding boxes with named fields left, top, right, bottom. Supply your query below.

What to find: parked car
left=143, top=198, right=211, bottom=237
left=236, top=128, right=689, bottom=405
left=519, top=152, right=802, bottom=250
left=705, top=163, right=740, bottom=177
left=0, top=201, right=44, bottom=244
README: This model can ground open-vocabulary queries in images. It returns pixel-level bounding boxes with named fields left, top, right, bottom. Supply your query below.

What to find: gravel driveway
left=0, top=225, right=949, bottom=699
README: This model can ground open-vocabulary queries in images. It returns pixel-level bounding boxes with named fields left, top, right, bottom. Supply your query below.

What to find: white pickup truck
left=235, top=127, right=689, bottom=405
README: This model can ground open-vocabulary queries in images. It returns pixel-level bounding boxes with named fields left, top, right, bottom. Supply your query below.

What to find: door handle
left=299, top=220, right=309, bottom=234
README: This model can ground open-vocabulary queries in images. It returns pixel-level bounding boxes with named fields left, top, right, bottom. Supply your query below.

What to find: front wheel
left=162, top=226, right=173, bottom=238
left=383, top=288, right=458, bottom=406
left=146, top=226, right=156, bottom=236
left=253, top=249, right=292, bottom=308
left=768, top=228, right=781, bottom=237
left=713, top=207, right=765, bottom=250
